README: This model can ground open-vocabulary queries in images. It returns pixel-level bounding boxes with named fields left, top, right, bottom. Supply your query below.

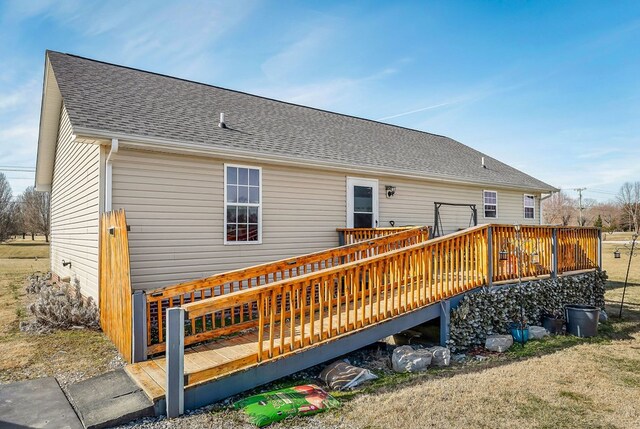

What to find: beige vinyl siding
left=111, top=149, right=345, bottom=290
left=377, top=177, right=538, bottom=233
left=50, top=106, right=101, bottom=300
left=112, top=148, right=541, bottom=291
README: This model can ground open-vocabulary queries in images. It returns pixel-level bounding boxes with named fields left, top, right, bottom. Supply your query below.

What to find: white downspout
left=105, top=138, right=119, bottom=212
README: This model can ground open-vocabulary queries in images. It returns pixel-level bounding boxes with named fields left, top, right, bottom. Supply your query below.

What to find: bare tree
left=591, top=201, right=622, bottom=232
left=21, top=186, right=51, bottom=242
left=0, top=173, right=15, bottom=242
left=617, top=182, right=640, bottom=232
left=542, top=191, right=576, bottom=226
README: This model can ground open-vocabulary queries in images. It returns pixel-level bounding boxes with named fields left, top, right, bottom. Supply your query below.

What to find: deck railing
left=337, top=227, right=417, bottom=245
left=182, top=224, right=601, bottom=362
left=184, top=224, right=489, bottom=361
left=144, top=226, right=430, bottom=354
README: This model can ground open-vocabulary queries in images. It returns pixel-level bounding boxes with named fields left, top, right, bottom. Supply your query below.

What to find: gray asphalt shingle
left=47, top=51, right=556, bottom=192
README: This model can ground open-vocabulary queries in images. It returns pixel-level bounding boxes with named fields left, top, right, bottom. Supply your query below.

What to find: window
left=483, top=190, right=497, bottom=218
left=524, top=194, right=535, bottom=219
left=225, top=165, right=261, bottom=244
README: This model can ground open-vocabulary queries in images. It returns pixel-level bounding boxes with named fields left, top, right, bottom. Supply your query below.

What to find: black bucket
left=565, top=305, right=600, bottom=338
left=542, top=316, right=564, bottom=334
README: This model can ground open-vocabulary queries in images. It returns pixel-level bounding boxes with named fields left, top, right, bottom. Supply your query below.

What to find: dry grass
left=0, top=241, right=120, bottom=387
left=0, top=236, right=50, bottom=259
left=297, top=243, right=640, bottom=429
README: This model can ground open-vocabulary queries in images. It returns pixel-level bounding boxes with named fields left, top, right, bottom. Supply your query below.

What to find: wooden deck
left=128, top=290, right=412, bottom=401
left=121, top=224, right=601, bottom=409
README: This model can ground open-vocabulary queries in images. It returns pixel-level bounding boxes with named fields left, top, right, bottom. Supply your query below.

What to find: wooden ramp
left=127, top=288, right=425, bottom=402
left=123, top=224, right=601, bottom=411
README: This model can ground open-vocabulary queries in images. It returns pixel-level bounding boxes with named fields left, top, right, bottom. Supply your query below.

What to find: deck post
left=132, top=291, right=147, bottom=363
left=487, top=226, right=493, bottom=286
left=166, top=308, right=185, bottom=418
left=551, top=228, right=558, bottom=277
left=439, top=299, right=451, bottom=346
left=597, top=228, right=602, bottom=269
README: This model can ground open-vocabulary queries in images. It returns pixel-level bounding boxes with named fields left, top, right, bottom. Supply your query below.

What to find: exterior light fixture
left=531, top=252, right=540, bottom=265
left=385, top=185, right=396, bottom=198
left=499, top=249, right=509, bottom=261
left=614, top=249, right=621, bottom=259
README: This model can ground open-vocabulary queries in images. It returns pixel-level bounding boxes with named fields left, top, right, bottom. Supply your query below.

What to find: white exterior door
left=346, top=177, right=379, bottom=228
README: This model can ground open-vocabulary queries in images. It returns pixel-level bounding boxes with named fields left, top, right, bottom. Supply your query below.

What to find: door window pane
left=354, top=186, right=373, bottom=212
left=354, top=213, right=373, bottom=228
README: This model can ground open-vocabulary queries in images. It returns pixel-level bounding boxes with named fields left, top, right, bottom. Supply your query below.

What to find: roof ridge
left=46, top=50, right=457, bottom=142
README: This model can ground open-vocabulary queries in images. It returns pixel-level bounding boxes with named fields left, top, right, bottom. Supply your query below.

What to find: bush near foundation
left=448, top=271, right=607, bottom=351
left=21, top=275, right=99, bottom=333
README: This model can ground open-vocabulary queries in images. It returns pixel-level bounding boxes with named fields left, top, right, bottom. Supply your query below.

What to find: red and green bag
left=234, top=384, right=340, bottom=427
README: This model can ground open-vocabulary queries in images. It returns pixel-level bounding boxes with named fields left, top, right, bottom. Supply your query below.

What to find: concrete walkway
left=0, top=377, right=83, bottom=429
left=66, top=369, right=155, bottom=429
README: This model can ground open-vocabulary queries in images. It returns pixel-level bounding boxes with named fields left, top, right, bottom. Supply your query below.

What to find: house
left=35, top=51, right=557, bottom=302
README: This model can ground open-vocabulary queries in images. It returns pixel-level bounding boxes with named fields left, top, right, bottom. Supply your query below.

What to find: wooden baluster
left=289, top=285, right=295, bottom=352
left=257, top=293, right=264, bottom=361
left=157, top=300, right=164, bottom=343
left=328, top=275, right=334, bottom=338
left=279, top=286, right=286, bottom=355
left=268, top=290, right=276, bottom=358
left=310, top=279, right=316, bottom=344
left=301, top=281, right=308, bottom=348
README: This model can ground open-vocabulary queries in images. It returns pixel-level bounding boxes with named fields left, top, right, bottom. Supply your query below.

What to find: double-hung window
left=524, top=194, right=535, bottom=219
left=225, top=165, right=261, bottom=244
left=483, top=190, right=497, bottom=218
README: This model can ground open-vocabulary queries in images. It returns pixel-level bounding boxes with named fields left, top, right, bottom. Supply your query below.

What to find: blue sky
left=1, top=0, right=638, bottom=201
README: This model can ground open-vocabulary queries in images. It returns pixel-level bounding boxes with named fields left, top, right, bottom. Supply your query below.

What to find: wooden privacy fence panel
left=146, top=226, right=431, bottom=355
left=337, top=227, right=416, bottom=245
left=491, top=225, right=554, bottom=282
left=99, top=209, right=133, bottom=363
left=557, top=228, right=599, bottom=273
left=184, top=225, right=489, bottom=362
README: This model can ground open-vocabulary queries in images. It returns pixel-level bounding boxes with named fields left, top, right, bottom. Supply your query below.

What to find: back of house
left=35, top=51, right=557, bottom=302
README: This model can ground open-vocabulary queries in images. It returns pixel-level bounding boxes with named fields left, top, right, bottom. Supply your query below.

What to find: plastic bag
left=319, top=361, right=378, bottom=390
left=233, top=384, right=340, bottom=427
left=427, top=346, right=451, bottom=366
left=391, top=345, right=432, bottom=372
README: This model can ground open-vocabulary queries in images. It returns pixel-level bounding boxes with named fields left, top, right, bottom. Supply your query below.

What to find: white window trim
left=346, top=177, right=379, bottom=228
left=524, top=194, right=535, bottom=220
left=483, top=190, right=498, bottom=219
left=224, top=163, right=263, bottom=245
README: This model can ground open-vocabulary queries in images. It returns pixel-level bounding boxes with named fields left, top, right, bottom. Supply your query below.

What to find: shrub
left=21, top=278, right=99, bottom=333
left=25, top=271, right=52, bottom=294
left=448, top=271, right=607, bottom=351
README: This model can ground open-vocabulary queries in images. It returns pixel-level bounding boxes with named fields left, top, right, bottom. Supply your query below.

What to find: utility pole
left=574, top=187, right=586, bottom=226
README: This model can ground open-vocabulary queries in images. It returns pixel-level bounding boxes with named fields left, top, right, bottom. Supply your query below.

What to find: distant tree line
left=542, top=181, right=640, bottom=232
left=0, top=173, right=51, bottom=243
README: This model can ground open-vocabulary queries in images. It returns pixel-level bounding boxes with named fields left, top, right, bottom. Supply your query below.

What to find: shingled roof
left=45, top=51, right=556, bottom=192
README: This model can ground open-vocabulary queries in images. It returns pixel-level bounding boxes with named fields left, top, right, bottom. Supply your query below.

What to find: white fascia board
left=73, top=127, right=560, bottom=194
left=34, top=56, right=63, bottom=192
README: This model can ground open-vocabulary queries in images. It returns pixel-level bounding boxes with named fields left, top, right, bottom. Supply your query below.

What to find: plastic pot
left=542, top=316, right=565, bottom=335
left=510, top=324, right=529, bottom=344
left=565, top=305, right=600, bottom=338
